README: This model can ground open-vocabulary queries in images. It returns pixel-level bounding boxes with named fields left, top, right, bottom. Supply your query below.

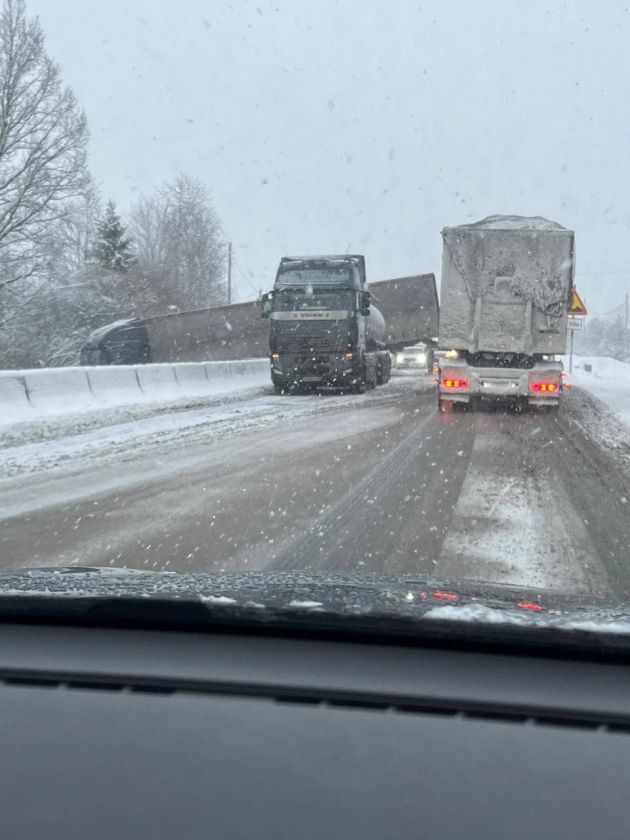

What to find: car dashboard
left=0, top=620, right=628, bottom=839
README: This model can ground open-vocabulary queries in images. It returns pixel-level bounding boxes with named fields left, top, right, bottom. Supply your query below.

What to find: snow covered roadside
left=567, top=356, right=630, bottom=426
left=0, top=359, right=269, bottom=429
left=561, top=356, right=630, bottom=472
left=0, top=380, right=269, bottom=451
left=0, top=375, right=432, bottom=482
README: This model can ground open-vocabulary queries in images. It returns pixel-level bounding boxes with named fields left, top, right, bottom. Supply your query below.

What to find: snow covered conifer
left=93, top=200, right=135, bottom=271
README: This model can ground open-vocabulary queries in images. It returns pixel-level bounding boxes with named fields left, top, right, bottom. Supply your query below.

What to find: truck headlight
left=416, top=354, right=426, bottom=364
left=396, top=354, right=404, bottom=363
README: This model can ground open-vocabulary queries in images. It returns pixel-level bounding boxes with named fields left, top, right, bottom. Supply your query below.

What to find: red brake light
left=517, top=601, right=543, bottom=612
left=433, top=591, right=458, bottom=601
left=530, top=382, right=558, bottom=393
left=443, top=378, right=469, bottom=389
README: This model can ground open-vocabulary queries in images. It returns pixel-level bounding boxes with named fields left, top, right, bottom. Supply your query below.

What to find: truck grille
left=279, top=336, right=350, bottom=353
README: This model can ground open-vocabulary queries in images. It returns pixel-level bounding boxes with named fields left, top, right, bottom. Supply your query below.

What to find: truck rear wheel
left=457, top=399, right=474, bottom=412
left=368, top=359, right=379, bottom=389
left=377, top=354, right=391, bottom=385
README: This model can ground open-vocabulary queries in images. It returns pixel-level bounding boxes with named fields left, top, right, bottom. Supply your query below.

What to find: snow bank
left=0, top=359, right=269, bottom=428
left=0, top=376, right=30, bottom=425
left=566, top=356, right=630, bottom=427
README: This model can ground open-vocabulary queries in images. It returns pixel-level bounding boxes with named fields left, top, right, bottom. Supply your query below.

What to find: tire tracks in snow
left=271, top=408, right=476, bottom=573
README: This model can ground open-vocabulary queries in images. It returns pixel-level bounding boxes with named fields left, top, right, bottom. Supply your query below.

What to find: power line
left=576, top=270, right=630, bottom=277
left=231, top=256, right=261, bottom=299
left=587, top=301, right=626, bottom=318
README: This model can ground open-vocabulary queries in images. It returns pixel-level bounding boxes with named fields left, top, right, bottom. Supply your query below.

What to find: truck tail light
left=271, top=353, right=280, bottom=361
left=443, top=378, right=469, bottom=389
left=530, top=382, right=558, bottom=393
left=344, top=352, right=353, bottom=359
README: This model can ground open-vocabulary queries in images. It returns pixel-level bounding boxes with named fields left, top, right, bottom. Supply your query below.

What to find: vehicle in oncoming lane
left=395, top=342, right=434, bottom=372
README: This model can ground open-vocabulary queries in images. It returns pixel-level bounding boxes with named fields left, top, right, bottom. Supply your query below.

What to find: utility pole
left=626, top=292, right=629, bottom=330
left=227, top=241, right=232, bottom=305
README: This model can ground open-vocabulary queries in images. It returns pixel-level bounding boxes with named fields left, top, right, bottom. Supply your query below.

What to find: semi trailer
left=437, top=215, right=574, bottom=411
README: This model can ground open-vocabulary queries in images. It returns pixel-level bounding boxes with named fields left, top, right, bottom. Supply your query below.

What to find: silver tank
left=365, top=304, right=386, bottom=348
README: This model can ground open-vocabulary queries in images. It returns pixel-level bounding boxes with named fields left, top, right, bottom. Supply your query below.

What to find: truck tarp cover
left=439, top=215, right=574, bottom=355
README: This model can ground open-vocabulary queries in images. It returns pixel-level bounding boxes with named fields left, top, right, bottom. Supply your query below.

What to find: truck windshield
left=274, top=290, right=355, bottom=311
left=277, top=267, right=352, bottom=286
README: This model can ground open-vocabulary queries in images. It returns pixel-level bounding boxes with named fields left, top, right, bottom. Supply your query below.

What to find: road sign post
left=567, top=290, right=587, bottom=374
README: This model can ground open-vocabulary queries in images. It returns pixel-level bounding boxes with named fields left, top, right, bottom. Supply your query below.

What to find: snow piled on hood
left=425, top=602, right=630, bottom=634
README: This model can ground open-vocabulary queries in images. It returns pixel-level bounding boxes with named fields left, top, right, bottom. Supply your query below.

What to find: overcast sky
left=27, top=0, right=630, bottom=315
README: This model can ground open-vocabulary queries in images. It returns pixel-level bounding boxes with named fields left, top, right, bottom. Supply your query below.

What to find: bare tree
left=40, top=177, right=100, bottom=277
left=131, top=174, right=226, bottom=310
left=0, top=0, right=89, bottom=292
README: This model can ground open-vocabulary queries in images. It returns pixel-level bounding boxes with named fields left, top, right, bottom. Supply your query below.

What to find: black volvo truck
left=261, top=255, right=391, bottom=393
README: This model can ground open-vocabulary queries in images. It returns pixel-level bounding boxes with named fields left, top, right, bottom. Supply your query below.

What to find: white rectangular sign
left=567, top=317, right=584, bottom=331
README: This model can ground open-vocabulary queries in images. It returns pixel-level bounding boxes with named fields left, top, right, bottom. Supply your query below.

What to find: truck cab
left=261, top=255, right=390, bottom=393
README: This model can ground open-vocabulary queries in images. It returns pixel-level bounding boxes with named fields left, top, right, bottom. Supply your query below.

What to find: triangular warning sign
left=568, top=289, right=587, bottom=316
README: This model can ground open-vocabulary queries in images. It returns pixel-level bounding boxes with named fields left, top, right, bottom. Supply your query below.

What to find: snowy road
left=1, top=373, right=629, bottom=600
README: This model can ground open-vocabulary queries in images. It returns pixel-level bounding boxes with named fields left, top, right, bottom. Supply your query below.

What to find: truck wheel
left=369, top=359, right=379, bottom=389
left=273, top=384, right=284, bottom=395
left=352, top=376, right=366, bottom=394
left=376, top=361, right=383, bottom=386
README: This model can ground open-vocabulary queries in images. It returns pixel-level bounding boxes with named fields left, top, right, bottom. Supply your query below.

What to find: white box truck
left=437, top=215, right=574, bottom=411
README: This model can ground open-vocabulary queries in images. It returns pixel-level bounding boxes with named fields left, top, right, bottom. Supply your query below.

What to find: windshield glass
left=1, top=0, right=629, bottom=638
left=277, top=267, right=353, bottom=286
left=274, top=290, right=355, bottom=311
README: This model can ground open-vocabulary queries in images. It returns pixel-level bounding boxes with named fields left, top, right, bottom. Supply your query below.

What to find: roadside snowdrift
left=568, top=356, right=630, bottom=426
left=0, top=360, right=269, bottom=428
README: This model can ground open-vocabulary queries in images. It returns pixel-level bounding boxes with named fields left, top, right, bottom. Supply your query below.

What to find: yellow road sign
left=568, top=289, right=587, bottom=316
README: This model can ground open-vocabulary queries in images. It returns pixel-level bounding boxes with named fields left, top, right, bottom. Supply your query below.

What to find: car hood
left=0, top=567, right=627, bottom=640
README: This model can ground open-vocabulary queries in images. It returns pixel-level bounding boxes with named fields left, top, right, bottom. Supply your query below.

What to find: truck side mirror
left=359, top=291, right=371, bottom=316
left=261, top=292, right=273, bottom=319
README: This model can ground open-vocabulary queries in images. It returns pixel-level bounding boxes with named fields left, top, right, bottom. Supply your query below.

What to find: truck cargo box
left=439, top=216, right=574, bottom=356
